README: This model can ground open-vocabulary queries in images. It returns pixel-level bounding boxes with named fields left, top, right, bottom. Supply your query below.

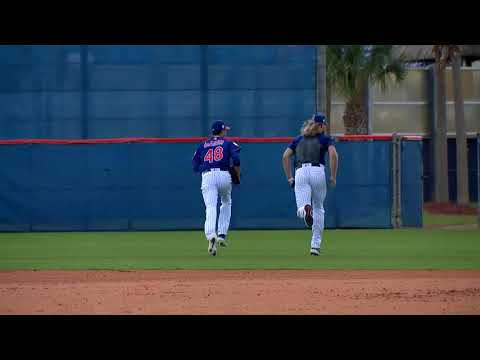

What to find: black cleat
left=218, top=234, right=228, bottom=247
left=208, top=237, right=217, bottom=256
left=304, top=205, right=313, bottom=228
left=310, top=248, right=320, bottom=256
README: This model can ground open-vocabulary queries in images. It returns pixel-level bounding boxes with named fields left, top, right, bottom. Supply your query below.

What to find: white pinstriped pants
left=294, top=164, right=327, bottom=249
left=201, top=169, right=232, bottom=240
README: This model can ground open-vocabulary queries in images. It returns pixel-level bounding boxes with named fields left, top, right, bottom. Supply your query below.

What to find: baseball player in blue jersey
left=282, top=113, right=339, bottom=256
left=192, top=121, right=241, bottom=256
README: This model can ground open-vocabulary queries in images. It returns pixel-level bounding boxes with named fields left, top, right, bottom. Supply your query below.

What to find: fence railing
left=0, top=135, right=423, bottom=231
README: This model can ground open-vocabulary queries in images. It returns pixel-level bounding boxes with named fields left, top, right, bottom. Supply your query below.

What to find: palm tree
left=450, top=47, right=470, bottom=206
left=326, top=45, right=408, bottom=135
left=431, top=45, right=469, bottom=205
left=431, top=45, right=450, bottom=203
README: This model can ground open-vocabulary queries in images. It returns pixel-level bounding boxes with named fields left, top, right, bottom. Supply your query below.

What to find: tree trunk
left=452, top=54, right=470, bottom=205
left=433, top=59, right=450, bottom=203
left=342, top=79, right=368, bottom=135
left=343, top=101, right=368, bottom=135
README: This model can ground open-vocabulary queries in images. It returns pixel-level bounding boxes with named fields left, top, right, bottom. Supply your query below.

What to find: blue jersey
left=288, top=133, right=334, bottom=166
left=192, top=137, right=241, bottom=173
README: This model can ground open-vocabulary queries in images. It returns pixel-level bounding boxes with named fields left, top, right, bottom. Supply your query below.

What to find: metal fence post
left=80, top=45, right=89, bottom=139
left=366, top=79, right=373, bottom=135
left=316, top=45, right=327, bottom=115
left=392, top=134, right=402, bottom=228
left=201, top=45, right=209, bottom=136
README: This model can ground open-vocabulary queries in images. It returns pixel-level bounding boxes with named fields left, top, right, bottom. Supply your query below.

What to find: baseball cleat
left=217, top=234, right=228, bottom=247
left=310, top=248, right=320, bottom=256
left=208, top=237, right=217, bottom=256
left=304, top=205, right=313, bottom=228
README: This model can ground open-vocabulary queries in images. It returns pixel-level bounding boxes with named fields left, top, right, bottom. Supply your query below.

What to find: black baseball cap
left=211, top=121, right=231, bottom=134
left=313, top=113, right=327, bottom=125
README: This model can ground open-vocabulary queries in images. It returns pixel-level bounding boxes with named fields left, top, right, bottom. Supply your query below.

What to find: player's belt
left=296, top=162, right=322, bottom=169
left=202, top=167, right=229, bottom=174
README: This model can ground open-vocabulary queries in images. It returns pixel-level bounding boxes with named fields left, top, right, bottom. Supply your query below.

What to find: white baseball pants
left=201, top=169, right=232, bottom=241
left=294, top=164, right=327, bottom=249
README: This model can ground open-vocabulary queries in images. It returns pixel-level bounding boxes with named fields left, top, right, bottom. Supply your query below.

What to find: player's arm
left=283, top=136, right=300, bottom=187
left=231, top=142, right=241, bottom=177
left=282, top=148, right=295, bottom=187
left=328, top=145, right=338, bottom=186
left=192, top=146, right=202, bottom=173
left=233, top=166, right=240, bottom=178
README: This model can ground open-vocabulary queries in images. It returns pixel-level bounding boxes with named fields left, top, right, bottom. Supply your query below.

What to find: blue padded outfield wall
left=402, top=140, right=423, bottom=227
left=0, top=45, right=424, bottom=231
left=0, top=139, right=423, bottom=231
left=0, top=45, right=316, bottom=139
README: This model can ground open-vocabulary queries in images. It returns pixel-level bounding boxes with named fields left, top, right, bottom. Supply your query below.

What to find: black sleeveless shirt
left=288, top=133, right=334, bottom=166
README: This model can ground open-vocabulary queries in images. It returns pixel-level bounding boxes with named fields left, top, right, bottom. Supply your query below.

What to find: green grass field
left=0, top=212, right=478, bottom=271
left=423, top=211, right=478, bottom=227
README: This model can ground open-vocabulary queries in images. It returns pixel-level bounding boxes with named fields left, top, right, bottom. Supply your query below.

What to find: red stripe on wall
left=402, top=136, right=424, bottom=141
left=0, top=135, right=423, bottom=146
left=0, top=137, right=293, bottom=145
left=337, top=135, right=393, bottom=141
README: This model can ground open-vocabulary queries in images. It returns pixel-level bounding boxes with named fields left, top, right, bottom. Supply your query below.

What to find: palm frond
left=327, top=45, right=369, bottom=100
left=372, top=51, right=408, bottom=92
left=327, top=45, right=408, bottom=98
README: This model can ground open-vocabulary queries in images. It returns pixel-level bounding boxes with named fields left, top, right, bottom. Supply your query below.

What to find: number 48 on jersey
left=204, top=146, right=224, bottom=163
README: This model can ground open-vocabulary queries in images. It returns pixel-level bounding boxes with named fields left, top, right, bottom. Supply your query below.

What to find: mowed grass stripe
left=0, top=228, right=479, bottom=270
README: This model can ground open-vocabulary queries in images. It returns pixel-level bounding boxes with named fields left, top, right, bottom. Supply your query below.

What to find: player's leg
left=217, top=171, right=233, bottom=246
left=201, top=173, right=219, bottom=242
left=294, top=167, right=313, bottom=226
left=310, top=166, right=327, bottom=254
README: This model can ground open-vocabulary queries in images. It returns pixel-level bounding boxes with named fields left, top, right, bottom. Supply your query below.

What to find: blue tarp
left=402, top=140, right=423, bottom=227
left=0, top=45, right=424, bottom=231
left=0, top=140, right=423, bottom=231
left=0, top=45, right=316, bottom=139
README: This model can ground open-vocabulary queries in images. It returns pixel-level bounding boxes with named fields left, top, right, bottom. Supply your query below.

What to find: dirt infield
left=1, top=270, right=480, bottom=314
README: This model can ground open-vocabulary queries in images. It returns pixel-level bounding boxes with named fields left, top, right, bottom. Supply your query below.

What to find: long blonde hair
left=301, top=119, right=320, bottom=137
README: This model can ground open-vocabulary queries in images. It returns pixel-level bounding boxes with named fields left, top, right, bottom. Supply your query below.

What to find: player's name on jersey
left=204, top=139, right=225, bottom=148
